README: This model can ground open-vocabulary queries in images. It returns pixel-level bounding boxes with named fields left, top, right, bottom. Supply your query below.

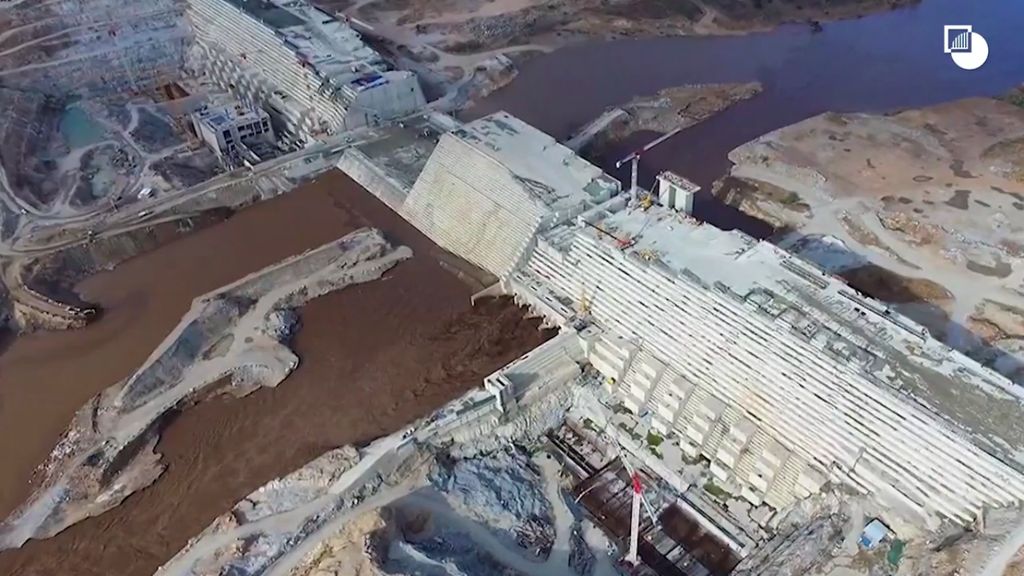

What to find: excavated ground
left=0, top=171, right=550, bottom=576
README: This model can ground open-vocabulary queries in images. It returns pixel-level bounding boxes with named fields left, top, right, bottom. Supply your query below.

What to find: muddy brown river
left=0, top=172, right=549, bottom=576
left=1, top=0, right=1023, bottom=571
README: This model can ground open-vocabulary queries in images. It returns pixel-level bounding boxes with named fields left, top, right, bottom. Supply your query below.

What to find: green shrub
left=703, top=480, right=730, bottom=500
left=646, top=432, right=664, bottom=447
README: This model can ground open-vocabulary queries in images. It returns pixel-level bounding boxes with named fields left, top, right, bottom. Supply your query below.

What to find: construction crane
left=575, top=429, right=660, bottom=568
left=615, top=126, right=685, bottom=199
left=620, top=446, right=659, bottom=566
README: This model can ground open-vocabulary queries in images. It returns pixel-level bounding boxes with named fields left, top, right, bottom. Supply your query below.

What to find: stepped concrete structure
left=514, top=200, right=1024, bottom=525
left=403, top=112, right=621, bottom=279
left=386, top=111, right=1024, bottom=530
left=187, top=0, right=425, bottom=144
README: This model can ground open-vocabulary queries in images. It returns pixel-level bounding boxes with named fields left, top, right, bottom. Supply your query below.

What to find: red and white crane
left=615, top=126, right=685, bottom=199
left=621, top=451, right=659, bottom=566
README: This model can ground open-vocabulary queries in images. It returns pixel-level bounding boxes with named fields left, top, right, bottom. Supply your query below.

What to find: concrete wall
left=187, top=0, right=424, bottom=142
left=402, top=135, right=545, bottom=278
left=349, top=72, right=426, bottom=125
left=516, top=227, right=1024, bottom=527
left=336, top=148, right=409, bottom=211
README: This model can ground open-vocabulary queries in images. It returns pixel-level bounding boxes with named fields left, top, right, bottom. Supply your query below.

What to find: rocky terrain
left=580, top=82, right=763, bottom=155
left=153, top=372, right=621, bottom=576
left=353, top=0, right=918, bottom=57
left=0, top=228, right=411, bottom=550
left=715, top=96, right=1024, bottom=383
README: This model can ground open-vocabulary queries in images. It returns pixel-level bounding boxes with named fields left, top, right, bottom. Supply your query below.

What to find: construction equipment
left=638, top=193, right=654, bottom=210
left=637, top=248, right=658, bottom=262
left=574, top=424, right=661, bottom=568
left=620, top=447, right=659, bottom=566
left=615, top=126, right=685, bottom=199
left=581, top=219, right=635, bottom=250
left=578, top=289, right=592, bottom=315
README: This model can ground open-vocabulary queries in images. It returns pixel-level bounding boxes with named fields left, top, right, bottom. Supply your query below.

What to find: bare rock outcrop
left=0, top=228, right=411, bottom=550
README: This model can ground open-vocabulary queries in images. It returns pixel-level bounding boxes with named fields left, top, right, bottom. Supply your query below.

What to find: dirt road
left=0, top=171, right=549, bottom=576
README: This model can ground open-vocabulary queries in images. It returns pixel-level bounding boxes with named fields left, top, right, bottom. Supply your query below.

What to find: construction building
left=191, top=100, right=276, bottom=162
left=187, top=0, right=425, bottom=144
left=382, top=111, right=1024, bottom=531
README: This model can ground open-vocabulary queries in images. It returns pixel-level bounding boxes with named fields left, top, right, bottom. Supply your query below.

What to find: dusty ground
left=352, top=0, right=916, bottom=53
left=716, top=97, right=1024, bottom=382
left=0, top=172, right=549, bottom=576
left=293, top=508, right=390, bottom=576
left=0, top=0, right=195, bottom=227
left=0, top=90, right=210, bottom=215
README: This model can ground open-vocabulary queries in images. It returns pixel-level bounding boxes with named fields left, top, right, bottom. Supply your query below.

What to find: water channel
left=470, top=0, right=1024, bottom=229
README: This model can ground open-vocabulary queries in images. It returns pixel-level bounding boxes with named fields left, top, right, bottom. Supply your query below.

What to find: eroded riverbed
left=0, top=172, right=549, bottom=576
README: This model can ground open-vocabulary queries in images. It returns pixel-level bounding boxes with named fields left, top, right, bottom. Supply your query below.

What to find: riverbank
left=351, top=0, right=918, bottom=56
left=0, top=177, right=355, bottom=523
left=1, top=227, right=412, bottom=550
left=338, top=0, right=913, bottom=113
left=581, top=82, right=763, bottom=157
left=715, top=95, right=1024, bottom=383
left=465, top=0, right=1024, bottom=204
left=0, top=172, right=550, bottom=576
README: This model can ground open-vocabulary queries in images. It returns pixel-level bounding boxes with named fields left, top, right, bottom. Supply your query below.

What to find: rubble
left=431, top=448, right=556, bottom=558
left=0, top=228, right=411, bottom=550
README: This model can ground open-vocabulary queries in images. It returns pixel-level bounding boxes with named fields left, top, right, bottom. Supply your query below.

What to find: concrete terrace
left=450, top=112, right=621, bottom=217
left=581, top=204, right=1024, bottom=467
left=225, top=0, right=385, bottom=83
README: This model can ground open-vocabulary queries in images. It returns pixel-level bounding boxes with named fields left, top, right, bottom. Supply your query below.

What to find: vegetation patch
left=887, top=539, right=906, bottom=567
left=703, top=480, right=731, bottom=500
left=646, top=432, right=664, bottom=447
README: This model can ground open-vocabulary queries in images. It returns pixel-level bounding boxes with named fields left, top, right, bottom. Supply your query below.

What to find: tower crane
left=615, top=126, right=685, bottom=199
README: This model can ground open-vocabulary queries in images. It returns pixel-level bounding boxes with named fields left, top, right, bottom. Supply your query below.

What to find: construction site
left=2, top=0, right=1024, bottom=575
left=6, top=100, right=1024, bottom=575
left=715, top=97, right=1024, bottom=385
left=0, top=0, right=434, bottom=259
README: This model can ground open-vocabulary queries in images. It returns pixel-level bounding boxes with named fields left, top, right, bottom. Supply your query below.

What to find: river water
left=470, top=0, right=1024, bottom=228
left=0, top=0, right=1022, bottom=571
left=0, top=172, right=550, bottom=576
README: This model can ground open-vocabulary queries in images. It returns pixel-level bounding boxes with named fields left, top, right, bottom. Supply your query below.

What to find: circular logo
left=950, top=32, right=989, bottom=70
